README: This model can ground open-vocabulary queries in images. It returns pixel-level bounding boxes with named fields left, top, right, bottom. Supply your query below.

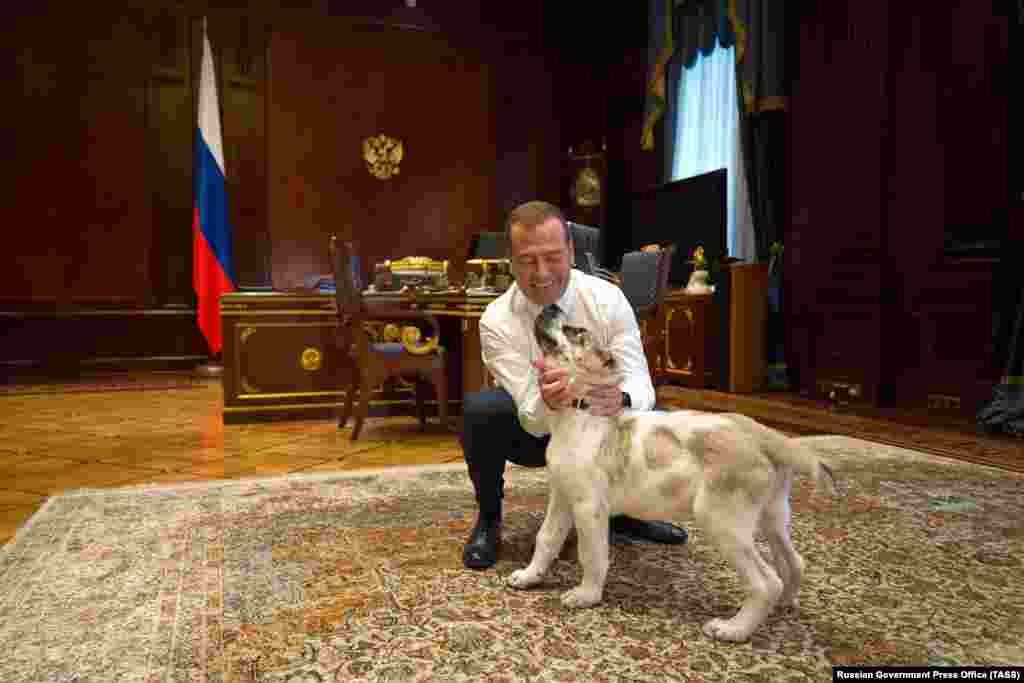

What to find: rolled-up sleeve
left=604, top=289, right=656, bottom=412
left=479, top=318, right=552, bottom=437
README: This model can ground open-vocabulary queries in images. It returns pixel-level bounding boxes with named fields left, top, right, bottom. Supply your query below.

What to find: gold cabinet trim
left=238, top=390, right=346, bottom=400
left=234, top=321, right=338, bottom=397
left=223, top=309, right=337, bottom=316
left=664, top=306, right=695, bottom=373
left=300, top=347, right=323, bottom=371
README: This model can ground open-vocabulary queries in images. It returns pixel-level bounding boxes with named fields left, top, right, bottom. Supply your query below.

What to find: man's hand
left=585, top=382, right=625, bottom=417
left=532, top=359, right=573, bottom=410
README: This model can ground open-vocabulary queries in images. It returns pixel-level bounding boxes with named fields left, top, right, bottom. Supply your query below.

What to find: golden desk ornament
left=685, top=246, right=714, bottom=295
left=376, top=256, right=448, bottom=290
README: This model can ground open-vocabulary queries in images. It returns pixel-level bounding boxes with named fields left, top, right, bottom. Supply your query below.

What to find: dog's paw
left=702, top=617, right=755, bottom=642
left=776, top=595, right=800, bottom=613
left=561, top=586, right=602, bottom=609
left=507, top=569, right=541, bottom=590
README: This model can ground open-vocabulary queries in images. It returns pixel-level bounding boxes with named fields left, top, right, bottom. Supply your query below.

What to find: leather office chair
left=468, top=231, right=509, bottom=260
left=584, top=252, right=622, bottom=286
left=330, top=236, right=449, bottom=440
left=569, top=221, right=620, bottom=285
left=618, top=244, right=676, bottom=380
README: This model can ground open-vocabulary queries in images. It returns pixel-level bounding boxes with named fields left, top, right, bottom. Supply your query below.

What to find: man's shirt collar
left=512, top=269, right=579, bottom=321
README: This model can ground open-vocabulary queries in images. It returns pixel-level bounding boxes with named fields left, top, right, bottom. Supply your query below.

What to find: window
left=671, top=39, right=754, bottom=262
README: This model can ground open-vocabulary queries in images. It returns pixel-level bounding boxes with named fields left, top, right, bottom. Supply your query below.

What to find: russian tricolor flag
left=192, top=18, right=235, bottom=354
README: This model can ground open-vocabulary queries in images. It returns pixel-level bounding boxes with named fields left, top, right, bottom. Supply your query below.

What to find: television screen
left=629, top=168, right=727, bottom=287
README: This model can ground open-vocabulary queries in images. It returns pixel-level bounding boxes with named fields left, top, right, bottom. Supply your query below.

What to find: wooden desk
left=220, top=265, right=768, bottom=422
left=220, top=290, right=497, bottom=423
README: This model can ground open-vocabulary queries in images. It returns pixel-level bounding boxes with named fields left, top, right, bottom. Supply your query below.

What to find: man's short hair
left=505, top=201, right=571, bottom=254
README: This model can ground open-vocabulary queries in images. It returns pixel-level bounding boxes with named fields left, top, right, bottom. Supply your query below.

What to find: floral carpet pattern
left=2, top=436, right=1023, bottom=682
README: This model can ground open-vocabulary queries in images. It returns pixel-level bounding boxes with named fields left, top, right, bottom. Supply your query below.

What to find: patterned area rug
left=2, top=436, right=1022, bottom=682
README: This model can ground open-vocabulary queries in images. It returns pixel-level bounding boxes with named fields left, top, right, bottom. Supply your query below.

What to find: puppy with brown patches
left=507, top=306, right=836, bottom=642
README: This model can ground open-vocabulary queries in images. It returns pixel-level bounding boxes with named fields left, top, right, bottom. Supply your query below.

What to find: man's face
left=509, top=216, right=573, bottom=307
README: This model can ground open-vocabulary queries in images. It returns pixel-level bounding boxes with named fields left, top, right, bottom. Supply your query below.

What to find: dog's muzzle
left=534, top=305, right=565, bottom=355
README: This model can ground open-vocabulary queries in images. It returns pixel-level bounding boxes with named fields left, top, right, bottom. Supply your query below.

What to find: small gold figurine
left=685, top=246, right=714, bottom=295
left=689, top=246, right=707, bottom=270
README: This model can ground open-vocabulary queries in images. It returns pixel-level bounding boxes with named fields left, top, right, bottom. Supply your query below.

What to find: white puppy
left=507, top=306, right=836, bottom=642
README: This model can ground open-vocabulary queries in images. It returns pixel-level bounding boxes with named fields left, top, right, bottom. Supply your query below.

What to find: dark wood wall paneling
left=607, top=49, right=660, bottom=269
left=555, top=6, right=651, bottom=271
left=786, top=1, right=1011, bottom=412
left=267, top=18, right=501, bottom=290
left=1, top=7, right=267, bottom=369
left=787, top=1, right=888, bottom=403
left=1, top=2, right=620, bottom=370
left=266, top=2, right=629, bottom=289
left=4, top=10, right=151, bottom=306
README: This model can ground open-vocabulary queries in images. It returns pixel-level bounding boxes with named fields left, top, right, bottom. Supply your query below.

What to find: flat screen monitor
left=630, top=168, right=727, bottom=288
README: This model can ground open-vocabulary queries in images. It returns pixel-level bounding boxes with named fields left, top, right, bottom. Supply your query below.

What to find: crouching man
left=462, top=200, right=688, bottom=569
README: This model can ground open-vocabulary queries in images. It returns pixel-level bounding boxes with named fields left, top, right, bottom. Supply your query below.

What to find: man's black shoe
left=610, top=516, right=688, bottom=545
left=463, top=514, right=501, bottom=569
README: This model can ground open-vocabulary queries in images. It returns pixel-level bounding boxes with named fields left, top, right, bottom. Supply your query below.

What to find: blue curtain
left=670, top=39, right=755, bottom=262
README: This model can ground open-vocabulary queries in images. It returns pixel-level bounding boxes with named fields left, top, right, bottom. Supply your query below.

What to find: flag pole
left=196, top=15, right=222, bottom=379
left=193, top=14, right=233, bottom=379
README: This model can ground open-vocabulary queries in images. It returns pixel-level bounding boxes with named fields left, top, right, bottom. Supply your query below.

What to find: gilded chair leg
left=351, top=378, right=371, bottom=441
left=338, top=385, right=355, bottom=430
left=430, top=367, right=449, bottom=431
left=351, top=408, right=365, bottom=441
left=414, top=379, right=428, bottom=430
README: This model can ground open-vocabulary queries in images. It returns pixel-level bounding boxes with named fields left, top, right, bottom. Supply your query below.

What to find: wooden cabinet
left=221, top=292, right=349, bottom=422
left=652, top=263, right=769, bottom=393
left=653, top=292, right=717, bottom=388
left=724, top=263, right=770, bottom=393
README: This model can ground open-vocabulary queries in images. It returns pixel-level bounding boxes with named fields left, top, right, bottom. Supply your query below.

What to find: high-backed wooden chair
left=618, top=244, right=676, bottom=380
left=330, top=237, right=449, bottom=440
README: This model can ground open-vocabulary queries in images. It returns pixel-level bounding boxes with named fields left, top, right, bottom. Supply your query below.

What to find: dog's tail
left=721, top=413, right=838, bottom=495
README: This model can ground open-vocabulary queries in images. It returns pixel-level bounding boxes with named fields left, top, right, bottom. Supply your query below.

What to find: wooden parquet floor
left=658, top=385, right=1024, bottom=474
left=1, top=374, right=1020, bottom=546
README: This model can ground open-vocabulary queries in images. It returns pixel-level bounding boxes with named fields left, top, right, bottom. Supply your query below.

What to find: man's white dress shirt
left=479, top=269, right=655, bottom=437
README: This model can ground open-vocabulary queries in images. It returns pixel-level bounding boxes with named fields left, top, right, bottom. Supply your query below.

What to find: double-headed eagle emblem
left=363, top=134, right=404, bottom=180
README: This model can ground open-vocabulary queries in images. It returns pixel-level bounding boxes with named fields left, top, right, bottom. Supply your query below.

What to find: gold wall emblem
left=363, top=134, right=404, bottom=180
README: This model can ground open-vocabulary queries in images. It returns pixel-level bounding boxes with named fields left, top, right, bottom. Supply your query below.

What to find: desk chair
left=468, top=231, right=509, bottom=260
left=330, top=237, right=449, bottom=440
left=619, top=244, right=676, bottom=380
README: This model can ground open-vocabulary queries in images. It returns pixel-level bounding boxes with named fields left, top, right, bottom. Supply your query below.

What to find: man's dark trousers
left=460, top=387, right=689, bottom=569
left=461, top=387, right=547, bottom=519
